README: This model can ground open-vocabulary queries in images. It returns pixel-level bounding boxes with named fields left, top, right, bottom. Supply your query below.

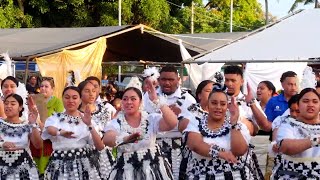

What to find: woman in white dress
left=0, top=94, right=42, bottom=179
left=42, top=86, right=105, bottom=180
left=78, top=80, right=115, bottom=178
left=185, top=87, right=254, bottom=179
left=271, top=88, right=320, bottom=179
left=103, top=78, right=178, bottom=180
left=178, top=80, right=213, bottom=179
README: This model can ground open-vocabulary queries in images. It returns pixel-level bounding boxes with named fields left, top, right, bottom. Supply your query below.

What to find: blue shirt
left=265, top=93, right=288, bottom=122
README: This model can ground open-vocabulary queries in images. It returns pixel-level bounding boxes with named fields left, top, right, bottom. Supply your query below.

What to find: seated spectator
left=26, top=75, right=40, bottom=94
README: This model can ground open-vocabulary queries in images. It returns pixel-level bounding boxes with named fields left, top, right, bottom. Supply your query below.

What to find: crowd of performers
left=0, top=65, right=320, bottom=180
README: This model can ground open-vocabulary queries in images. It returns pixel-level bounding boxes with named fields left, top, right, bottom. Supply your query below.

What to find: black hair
left=297, top=88, right=320, bottom=104
left=85, top=76, right=101, bottom=86
left=259, top=81, right=277, bottom=95
left=159, top=65, right=178, bottom=75
left=316, top=81, right=320, bottom=88
left=208, top=83, right=228, bottom=100
left=78, top=80, right=94, bottom=94
left=1, top=76, right=19, bottom=88
left=62, top=86, right=81, bottom=98
left=196, top=80, right=214, bottom=103
left=123, top=87, right=142, bottom=100
left=288, top=94, right=300, bottom=108
left=4, top=94, right=24, bottom=117
left=280, top=71, right=297, bottom=83
left=223, top=66, right=243, bottom=78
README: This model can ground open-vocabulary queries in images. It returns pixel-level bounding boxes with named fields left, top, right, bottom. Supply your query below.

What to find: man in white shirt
left=143, top=65, right=196, bottom=179
left=224, top=65, right=267, bottom=136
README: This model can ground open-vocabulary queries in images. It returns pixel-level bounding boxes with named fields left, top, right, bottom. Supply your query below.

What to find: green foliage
left=0, top=0, right=33, bottom=28
left=284, top=0, right=318, bottom=12
left=0, top=0, right=265, bottom=33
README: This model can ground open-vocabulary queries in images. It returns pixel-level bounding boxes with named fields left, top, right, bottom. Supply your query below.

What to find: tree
left=0, top=0, right=33, bottom=28
left=286, top=0, right=319, bottom=12
left=162, top=0, right=265, bottom=33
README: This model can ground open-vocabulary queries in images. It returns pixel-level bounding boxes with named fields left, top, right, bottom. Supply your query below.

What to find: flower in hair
left=212, top=83, right=228, bottom=93
left=214, top=71, right=224, bottom=84
left=143, top=67, right=160, bottom=82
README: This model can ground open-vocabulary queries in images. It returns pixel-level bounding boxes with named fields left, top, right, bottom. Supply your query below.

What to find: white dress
left=42, top=113, right=101, bottom=180
left=104, top=111, right=173, bottom=180
left=143, top=87, right=196, bottom=179
left=184, top=114, right=256, bottom=180
left=0, top=119, right=39, bottom=180
left=87, top=101, right=115, bottom=179
left=271, top=117, right=320, bottom=179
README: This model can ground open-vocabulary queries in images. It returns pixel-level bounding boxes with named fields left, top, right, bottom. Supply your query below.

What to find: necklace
left=117, top=111, right=149, bottom=136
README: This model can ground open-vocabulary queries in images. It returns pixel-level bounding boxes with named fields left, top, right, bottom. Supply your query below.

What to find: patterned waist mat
left=51, top=146, right=95, bottom=161
left=0, top=149, right=33, bottom=167
left=118, top=147, right=162, bottom=161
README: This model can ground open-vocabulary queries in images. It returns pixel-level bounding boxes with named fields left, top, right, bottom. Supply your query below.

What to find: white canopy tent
left=184, top=9, right=320, bottom=94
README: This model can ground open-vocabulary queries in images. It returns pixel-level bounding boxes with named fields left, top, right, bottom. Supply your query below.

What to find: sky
left=258, top=0, right=314, bottom=18
left=202, top=0, right=314, bottom=19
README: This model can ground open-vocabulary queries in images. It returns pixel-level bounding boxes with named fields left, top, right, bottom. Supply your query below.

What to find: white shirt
left=232, top=92, right=266, bottom=125
left=143, top=87, right=196, bottom=136
left=277, top=117, right=320, bottom=158
left=42, top=113, right=96, bottom=150
left=0, top=119, right=32, bottom=149
left=143, top=87, right=196, bottom=115
left=104, top=111, right=162, bottom=153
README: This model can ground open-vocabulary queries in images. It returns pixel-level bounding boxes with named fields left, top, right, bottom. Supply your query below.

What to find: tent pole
left=24, top=57, right=31, bottom=84
left=180, top=64, right=184, bottom=87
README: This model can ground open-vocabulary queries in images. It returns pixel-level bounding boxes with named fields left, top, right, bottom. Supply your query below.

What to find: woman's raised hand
left=80, top=105, right=92, bottom=126
left=228, top=97, right=240, bottom=125
left=145, top=77, right=158, bottom=102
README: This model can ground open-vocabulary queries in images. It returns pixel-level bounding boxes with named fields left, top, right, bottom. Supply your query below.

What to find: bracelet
left=208, top=144, right=225, bottom=159
left=0, top=139, right=4, bottom=148
left=150, top=95, right=167, bottom=110
left=247, top=98, right=256, bottom=107
left=115, top=134, right=127, bottom=146
left=231, top=123, right=241, bottom=131
left=310, top=136, right=319, bottom=147
left=56, top=128, right=62, bottom=136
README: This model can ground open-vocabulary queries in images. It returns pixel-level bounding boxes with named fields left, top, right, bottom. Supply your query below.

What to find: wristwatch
left=247, top=99, right=256, bottom=107
left=310, top=136, right=319, bottom=147
left=88, top=126, right=93, bottom=131
left=231, top=123, right=241, bottom=131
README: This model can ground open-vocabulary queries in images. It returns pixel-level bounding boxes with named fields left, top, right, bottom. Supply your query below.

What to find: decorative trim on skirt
left=156, top=136, right=181, bottom=179
left=45, top=146, right=101, bottom=180
left=271, top=155, right=320, bottom=180
left=108, top=147, right=173, bottom=180
left=0, top=149, right=39, bottom=180
left=97, top=146, right=115, bottom=179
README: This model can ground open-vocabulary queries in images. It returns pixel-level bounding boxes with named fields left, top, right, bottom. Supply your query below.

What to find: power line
left=166, top=0, right=250, bottom=31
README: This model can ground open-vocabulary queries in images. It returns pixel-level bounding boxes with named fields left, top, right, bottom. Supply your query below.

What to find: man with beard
left=143, top=65, right=196, bottom=179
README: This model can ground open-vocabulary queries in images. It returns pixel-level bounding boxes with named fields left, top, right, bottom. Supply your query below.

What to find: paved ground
left=251, top=135, right=270, bottom=176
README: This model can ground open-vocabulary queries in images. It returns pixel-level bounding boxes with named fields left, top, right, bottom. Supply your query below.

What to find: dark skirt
left=45, top=146, right=101, bottom=180
left=0, top=149, right=39, bottom=180
left=108, top=147, right=173, bottom=180
left=156, top=136, right=182, bottom=179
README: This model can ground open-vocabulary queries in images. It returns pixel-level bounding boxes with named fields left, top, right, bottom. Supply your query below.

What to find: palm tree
left=288, top=0, right=319, bottom=12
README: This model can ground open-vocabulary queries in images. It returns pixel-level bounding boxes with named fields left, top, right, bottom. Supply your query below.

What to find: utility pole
left=265, top=0, right=269, bottom=25
left=118, top=0, right=121, bottom=83
left=191, top=1, right=194, bottom=34
left=230, top=0, right=233, bottom=32
left=118, top=0, right=121, bottom=26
